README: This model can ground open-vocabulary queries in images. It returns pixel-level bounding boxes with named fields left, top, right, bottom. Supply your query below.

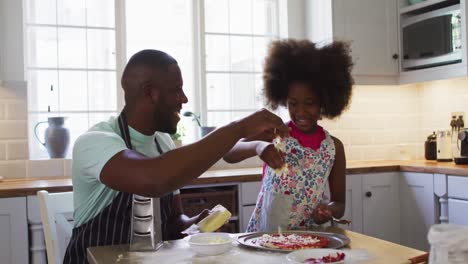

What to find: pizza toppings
left=254, top=233, right=329, bottom=250
left=303, top=252, right=346, bottom=263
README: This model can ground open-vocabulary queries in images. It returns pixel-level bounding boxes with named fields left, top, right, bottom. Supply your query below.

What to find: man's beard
left=154, top=109, right=177, bottom=134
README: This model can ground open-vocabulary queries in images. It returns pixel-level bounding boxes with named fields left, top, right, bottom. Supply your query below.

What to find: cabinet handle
left=392, top=54, right=399, bottom=60
left=365, top=191, right=372, bottom=198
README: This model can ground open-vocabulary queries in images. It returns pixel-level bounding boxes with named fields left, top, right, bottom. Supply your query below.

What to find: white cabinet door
left=448, top=198, right=468, bottom=226
left=239, top=181, right=261, bottom=232
left=339, top=174, right=363, bottom=232
left=332, top=0, right=399, bottom=83
left=0, top=197, right=28, bottom=264
left=362, top=172, right=400, bottom=244
left=399, top=172, right=436, bottom=251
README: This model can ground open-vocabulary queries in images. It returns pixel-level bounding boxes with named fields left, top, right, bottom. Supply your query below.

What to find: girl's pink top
left=262, top=122, right=326, bottom=179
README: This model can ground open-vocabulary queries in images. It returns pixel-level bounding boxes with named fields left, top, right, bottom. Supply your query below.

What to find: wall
left=0, top=81, right=70, bottom=179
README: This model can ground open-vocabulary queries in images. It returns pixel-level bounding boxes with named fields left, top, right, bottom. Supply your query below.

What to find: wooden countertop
left=87, top=229, right=425, bottom=264
left=2, top=159, right=468, bottom=198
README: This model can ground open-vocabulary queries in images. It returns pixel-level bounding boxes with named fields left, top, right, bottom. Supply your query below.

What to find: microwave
left=401, top=4, right=462, bottom=70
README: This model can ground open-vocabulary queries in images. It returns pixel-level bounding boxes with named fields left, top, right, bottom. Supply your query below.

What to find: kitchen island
left=87, top=228, right=425, bottom=264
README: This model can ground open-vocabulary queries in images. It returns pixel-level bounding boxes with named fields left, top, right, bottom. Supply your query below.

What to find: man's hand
left=237, top=109, right=289, bottom=139
left=195, top=209, right=211, bottom=223
left=256, top=143, right=285, bottom=169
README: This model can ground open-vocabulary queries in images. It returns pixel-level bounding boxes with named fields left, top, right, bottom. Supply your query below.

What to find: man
left=63, top=49, right=288, bottom=263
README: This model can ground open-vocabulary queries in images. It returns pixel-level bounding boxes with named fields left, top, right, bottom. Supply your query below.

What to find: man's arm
left=100, top=109, right=288, bottom=197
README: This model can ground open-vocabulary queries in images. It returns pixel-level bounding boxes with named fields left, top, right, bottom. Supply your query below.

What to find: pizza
left=254, top=233, right=330, bottom=250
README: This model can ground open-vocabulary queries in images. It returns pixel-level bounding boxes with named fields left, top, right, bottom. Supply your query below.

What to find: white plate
left=286, top=248, right=346, bottom=263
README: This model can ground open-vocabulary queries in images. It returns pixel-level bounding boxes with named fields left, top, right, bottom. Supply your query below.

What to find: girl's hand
left=256, top=143, right=285, bottom=169
left=312, top=204, right=332, bottom=225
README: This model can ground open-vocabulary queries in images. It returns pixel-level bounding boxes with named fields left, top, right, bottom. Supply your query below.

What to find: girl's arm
left=223, top=141, right=285, bottom=169
left=328, top=136, right=346, bottom=218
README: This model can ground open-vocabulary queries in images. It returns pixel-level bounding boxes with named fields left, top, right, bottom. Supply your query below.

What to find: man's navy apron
left=63, top=112, right=174, bottom=264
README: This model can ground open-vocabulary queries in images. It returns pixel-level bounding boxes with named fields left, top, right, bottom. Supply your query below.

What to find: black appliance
left=454, top=129, right=468, bottom=164
left=425, top=132, right=437, bottom=160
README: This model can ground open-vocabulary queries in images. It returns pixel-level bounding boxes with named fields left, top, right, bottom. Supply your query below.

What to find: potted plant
left=183, top=111, right=216, bottom=137
left=171, top=123, right=185, bottom=147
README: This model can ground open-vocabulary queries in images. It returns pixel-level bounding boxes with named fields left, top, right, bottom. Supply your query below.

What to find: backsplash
left=0, top=81, right=69, bottom=178
left=2, top=77, right=468, bottom=178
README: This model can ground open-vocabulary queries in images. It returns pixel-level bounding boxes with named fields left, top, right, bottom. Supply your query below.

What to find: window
left=25, top=0, right=118, bottom=159
left=25, top=0, right=281, bottom=158
left=126, top=0, right=279, bottom=142
left=201, top=0, right=279, bottom=127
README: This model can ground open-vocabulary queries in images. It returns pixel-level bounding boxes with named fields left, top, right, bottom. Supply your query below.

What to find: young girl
left=223, top=39, right=354, bottom=232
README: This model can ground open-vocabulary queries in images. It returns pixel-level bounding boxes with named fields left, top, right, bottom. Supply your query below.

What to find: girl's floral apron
left=246, top=130, right=336, bottom=232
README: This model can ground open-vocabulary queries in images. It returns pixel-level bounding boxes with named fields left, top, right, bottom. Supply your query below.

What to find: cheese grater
left=129, top=195, right=163, bottom=251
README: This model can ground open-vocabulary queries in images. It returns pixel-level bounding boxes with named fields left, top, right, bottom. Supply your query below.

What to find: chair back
left=37, top=190, right=74, bottom=264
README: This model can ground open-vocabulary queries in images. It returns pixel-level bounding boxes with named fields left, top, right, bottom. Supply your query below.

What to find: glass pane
left=87, top=29, right=116, bottom=69
left=231, top=73, right=255, bottom=109
left=29, top=113, right=57, bottom=160
left=231, top=111, right=253, bottom=121
left=126, top=0, right=195, bottom=112
left=65, top=113, right=90, bottom=158
left=254, top=73, right=265, bottom=108
left=58, top=28, right=86, bottom=68
left=58, top=71, right=88, bottom=111
left=57, top=0, right=85, bottom=26
left=230, top=36, right=253, bottom=72
left=253, top=37, right=272, bottom=72
left=207, top=111, right=231, bottom=127
left=27, top=70, right=59, bottom=112
left=26, top=26, right=58, bottom=68
left=88, top=71, right=117, bottom=111
left=229, top=0, right=252, bottom=34
left=204, top=0, right=228, bottom=33
left=206, top=73, right=230, bottom=110
left=89, top=112, right=117, bottom=128
left=87, top=0, right=115, bottom=27
left=205, top=35, right=230, bottom=71
left=252, top=0, right=278, bottom=35
left=26, top=0, right=57, bottom=24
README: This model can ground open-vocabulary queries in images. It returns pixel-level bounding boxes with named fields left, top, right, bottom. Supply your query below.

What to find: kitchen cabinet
left=362, top=172, right=400, bottom=244
left=308, top=0, right=399, bottom=85
left=338, top=174, right=363, bottom=232
left=239, top=181, right=262, bottom=232
left=340, top=172, right=400, bottom=244
left=0, top=197, right=29, bottom=264
left=448, top=175, right=468, bottom=226
left=399, top=172, right=436, bottom=251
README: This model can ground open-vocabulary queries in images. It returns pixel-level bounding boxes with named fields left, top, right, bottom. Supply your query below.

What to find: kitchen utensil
left=425, top=132, right=437, bottom=160
left=237, top=231, right=350, bottom=253
left=436, top=130, right=452, bottom=162
left=286, top=248, right=347, bottom=264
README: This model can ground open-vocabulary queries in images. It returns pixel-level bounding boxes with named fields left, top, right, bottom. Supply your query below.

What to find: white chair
left=37, top=190, right=74, bottom=264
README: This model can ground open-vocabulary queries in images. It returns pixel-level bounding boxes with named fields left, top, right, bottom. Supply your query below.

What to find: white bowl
left=286, top=249, right=346, bottom=263
left=188, top=233, right=232, bottom=256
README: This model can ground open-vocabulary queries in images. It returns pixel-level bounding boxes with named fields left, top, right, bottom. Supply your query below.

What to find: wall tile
left=0, top=121, right=27, bottom=139
left=5, top=101, right=27, bottom=120
left=6, top=141, right=28, bottom=160
left=0, top=142, right=6, bottom=160
left=27, top=159, right=65, bottom=178
left=0, top=160, right=26, bottom=178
